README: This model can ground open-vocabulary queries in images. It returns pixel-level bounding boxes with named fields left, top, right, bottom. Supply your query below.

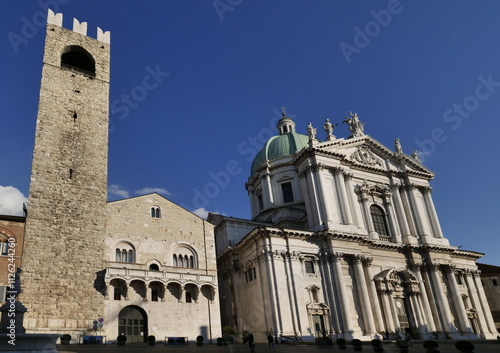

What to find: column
left=428, top=263, right=455, bottom=334
left=179, top=285, right=185, bottom=303
left=398, top=185, right=418, bottom=236
left=409, top=292, right=426, bottom=335
left=261, top=171, right=274, bottom=208
left=464, top=270, right=488, bottom=337
left=352, top=255, right=376, bottom=334
left=382, top=190, right=402, bottom=243
left=105, top=281, right=112, bottom=300
left=445, top=266, right=472, bottom=334
left=391, top=183, right=411, bottom=236
left=379, top=288, right=395, bottom=333
left=332, top=253, right=354, bottom=335
left=411, top=263, right=437, bottom=332
left=363, top=257, right=385, bottom=332
left=162, top=283, right=168, bottom=302
left=356, top=183, right=378, bottom=239
left=333, top=167, right=353, bottom=225
left=345, top=173, right=365, bottom=230
left=406, top=184, right=429, bottom=237
left=283, top=251, right=299, bottom=335
left=320, top=253, right=341, bottom=334
left=422, top=186, right=444, bottom=238
left=314, top=163, right=335, bottom=227
left=472, top=270, right=496, bottom=335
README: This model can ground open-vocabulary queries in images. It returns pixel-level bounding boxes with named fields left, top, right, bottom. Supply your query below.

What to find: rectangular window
left=258, top=194, right=263, bottom=211
left=151, top=289, right=159, bottom=302
left=455, top=274, right=463, bottom=285
left=281, top=182, right=294, bottom=203
left=245, top=268, right=257, bottom=283
left=305, top=260, right=315, bottom=274
left=493, top=279, right=498, bottom=286
left=114, top=287, right=121, bottom=300
left=186, top=292, right=192, bottom=303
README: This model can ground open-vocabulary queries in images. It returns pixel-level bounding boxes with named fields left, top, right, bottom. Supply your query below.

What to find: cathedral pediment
left=313, top=136, right=434, bottom=179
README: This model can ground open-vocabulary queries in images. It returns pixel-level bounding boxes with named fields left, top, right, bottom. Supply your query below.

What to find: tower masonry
left=20, top=9, right=110, bottom=334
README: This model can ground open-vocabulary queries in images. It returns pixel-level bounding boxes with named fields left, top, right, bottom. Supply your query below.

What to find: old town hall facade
left=1, top=9, right=496, bottom=344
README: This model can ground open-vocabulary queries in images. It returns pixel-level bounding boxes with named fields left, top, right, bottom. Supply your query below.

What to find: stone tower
left=20, top=10, right=110, bottom=334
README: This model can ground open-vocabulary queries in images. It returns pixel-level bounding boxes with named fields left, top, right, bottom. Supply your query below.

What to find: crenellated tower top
left=47, top=9, right=110, bottom=44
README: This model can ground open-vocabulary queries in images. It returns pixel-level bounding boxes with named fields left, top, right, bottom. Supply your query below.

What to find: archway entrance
left=118, top=306, right=148, bottom=343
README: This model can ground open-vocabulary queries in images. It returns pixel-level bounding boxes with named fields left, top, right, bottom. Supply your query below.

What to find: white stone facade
left=210, top=114, right=497, bottom=342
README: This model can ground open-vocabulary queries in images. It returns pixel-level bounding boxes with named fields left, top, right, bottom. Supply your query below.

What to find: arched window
left=114, top=242, right=136, bottom=263
left=370, top=204, right=389, bottom=236
left=149, top=264, right=159, bottom=271
left=151, top=206, right=161, bottom=218
left=61, top=45, right=95, bottom=76
left=172, top=246, right=198, bottom=268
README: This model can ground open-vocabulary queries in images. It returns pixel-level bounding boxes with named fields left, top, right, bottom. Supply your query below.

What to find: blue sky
left=1, top=1, right=500, bottom=265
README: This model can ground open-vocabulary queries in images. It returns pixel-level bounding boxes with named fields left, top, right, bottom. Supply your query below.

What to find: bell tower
left=20, top=10, right=110, bottom=334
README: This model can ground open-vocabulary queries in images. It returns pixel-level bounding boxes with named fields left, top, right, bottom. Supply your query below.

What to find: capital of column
left=389, top=182, right=401, bottom=191
left=362, top=256, right=373, bottom=267
left=427, top=262, right=442, bottom=272
left=421, top=185, right=432, bottom=193
left=410, top=262, right=423, bottom=272
left=344, top=172, right=353, bottom=180
left=332, top=252, right=344, bottom=261
left=352, top=254, right=363, bottom=264
left=331, top=166, right=344, bottom=175
left=311, top=162, right=326, bottom=172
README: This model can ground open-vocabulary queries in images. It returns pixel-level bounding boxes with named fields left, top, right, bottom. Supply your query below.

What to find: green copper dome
left=251, top=131, right=310, bottom=174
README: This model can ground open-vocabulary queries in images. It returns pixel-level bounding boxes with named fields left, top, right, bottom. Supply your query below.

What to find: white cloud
left=135, top=187, right=172, bottom=196
left=193, top=207, right=209, bottom=219
left=0, top=186, right=28, bottom=216
left=108, top=184, right=130, bottom=199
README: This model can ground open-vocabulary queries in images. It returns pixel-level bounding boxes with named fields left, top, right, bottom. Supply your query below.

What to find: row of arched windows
left=173, top=254, right=196, bottom=268
left=116, top=249, right=135, bottom=263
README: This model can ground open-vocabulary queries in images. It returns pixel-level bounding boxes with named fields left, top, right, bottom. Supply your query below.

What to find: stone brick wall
left=20, top=23, right=110, bottom=333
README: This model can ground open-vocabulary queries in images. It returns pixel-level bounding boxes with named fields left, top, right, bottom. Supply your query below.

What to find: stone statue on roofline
left=394, top=138, right=403, bottom=155
left=307, top=122, right=316, bottom=141
left=412, top=150, right=421, bottom=163
left=323, top=118, right=337, bottom=140
left=343, top=111, right=365, bottom=138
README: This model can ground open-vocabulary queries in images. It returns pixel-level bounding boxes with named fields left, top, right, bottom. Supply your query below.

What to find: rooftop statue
left=323, top=118, right=337, bottom=140
left=394, top=138, right=403, bottom=155
left=343, top=111, right=365, bottom=138
left=307, top=122, right=317, bottom=141
left=412, top=150, right=421, bottom=163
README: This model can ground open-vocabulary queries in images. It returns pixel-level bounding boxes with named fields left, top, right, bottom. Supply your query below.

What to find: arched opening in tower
left=61, top=45, right=96, bottom=76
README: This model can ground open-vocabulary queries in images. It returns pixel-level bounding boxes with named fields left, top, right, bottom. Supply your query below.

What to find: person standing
left=248, top=332, right=256, bottom=353
left=267, top=332, right=274, bottom=349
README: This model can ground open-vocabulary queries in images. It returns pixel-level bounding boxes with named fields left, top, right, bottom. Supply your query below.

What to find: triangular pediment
left=312, top=135, right=434, bottom=179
